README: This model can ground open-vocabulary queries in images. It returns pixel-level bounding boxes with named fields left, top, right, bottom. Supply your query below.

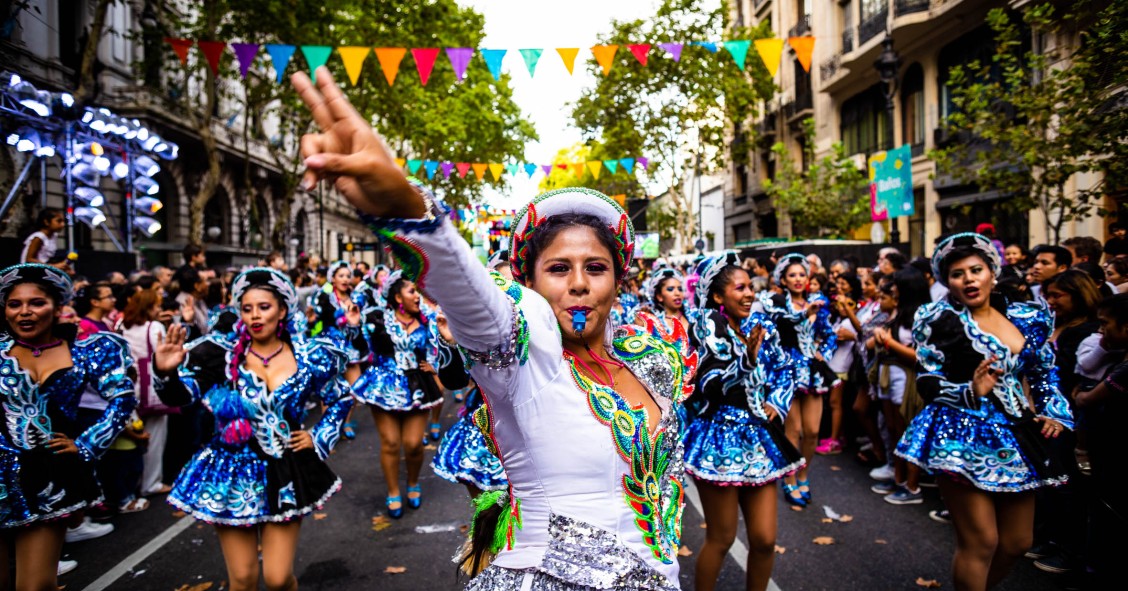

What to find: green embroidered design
left=375, top=229, right=429, bottom=288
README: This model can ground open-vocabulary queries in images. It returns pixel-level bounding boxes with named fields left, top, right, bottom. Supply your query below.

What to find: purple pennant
left=637, top=156, right=649, bottom=170
left=446, top=47, right=474, bottom=81
left=440, top=161, right=454, bottom=178
left=658, top=42, right=683, bottom=62
left=540, top=164, right=553, bottom=177
left=231, top=43, right=260, bottom=78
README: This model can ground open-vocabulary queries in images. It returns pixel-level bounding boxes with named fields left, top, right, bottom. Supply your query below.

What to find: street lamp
left=874, top=33, right=902, bottom=245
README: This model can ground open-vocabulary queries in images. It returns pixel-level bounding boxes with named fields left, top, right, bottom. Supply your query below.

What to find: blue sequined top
left=690, top=310, right=794, bottom=420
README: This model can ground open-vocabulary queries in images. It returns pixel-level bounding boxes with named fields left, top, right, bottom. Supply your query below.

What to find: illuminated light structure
left=0, top=71, right=178, bottom=258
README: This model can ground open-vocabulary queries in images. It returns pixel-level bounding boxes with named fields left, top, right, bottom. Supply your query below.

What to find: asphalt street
left=60, top=397, right=1062, bottom=591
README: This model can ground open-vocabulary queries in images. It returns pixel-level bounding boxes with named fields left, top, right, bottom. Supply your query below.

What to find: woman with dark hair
left=896, top=233, right=1073, bottom=591
left=75, top=282, right=115, bottom=340
left=19, top=208, right=65, bottom=265
left=121, top=288, right=174, bottom=500
left=685, top=252, right=800, bottom=591
left=310, top=261, right=366, bottom=439
left=636, top=267, right=692, bottom=333
left=294, top=64, right=698, bottom=591
left=153, top=268, right=356, bottom=591
left=1105, top=256, right=1128, bottom=293
left=758, top=253, right=837, bottom=507
left=0, top=264, right=136, bottom=589
left=818, top=272, right=863, bottom=455
left=350, top=269, right=461, bottom=517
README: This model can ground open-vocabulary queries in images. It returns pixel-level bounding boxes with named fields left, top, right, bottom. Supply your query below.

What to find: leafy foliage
left=929, top=1, right=1128, bottom=244
left=762, top=118, right=870, bottom=239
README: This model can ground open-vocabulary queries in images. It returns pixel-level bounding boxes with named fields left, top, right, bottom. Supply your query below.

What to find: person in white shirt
left=19, top=208, right=65, bottom=264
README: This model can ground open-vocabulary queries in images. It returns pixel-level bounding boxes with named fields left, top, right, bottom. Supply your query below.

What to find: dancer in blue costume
left=684, top=252, right=802, bottom=591
left=757, top=253, right=837, bottom=507
left=310, top=260, right=366, bottom=439
left=153, top=267, right=355, bottom=591
left=0, top=264, right=136, bottom=590
left=895, top=233, right=1072, bottom=591
left=351, top=270, right=463, bottom=517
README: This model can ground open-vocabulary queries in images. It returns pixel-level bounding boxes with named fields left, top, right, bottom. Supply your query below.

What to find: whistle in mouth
left=571, top=310, right=587, bottom=335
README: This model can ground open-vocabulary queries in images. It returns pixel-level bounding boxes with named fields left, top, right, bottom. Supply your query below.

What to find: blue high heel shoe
left=386, top=495, right=404, bottom=519
left=342, top=421, right=357, bottom=440
left=782, top=482, right=807, bottom=508
left=797, top=479, right=811, bottom=502
left=406, top=485, right=423, bottom=510
left=429, top=422, right=443, bottom=442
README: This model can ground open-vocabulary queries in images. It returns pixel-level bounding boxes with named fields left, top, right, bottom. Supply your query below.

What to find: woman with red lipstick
left=758, top=253, right=837, bottom=507
left=311, top=261, right=366, bottom=439
left=292, top=66, right=697, bottom=590
left=153, top=268, right=356, bottom=591
left=637, top=267, right=692, bottom=335
left=684, top=252, right=801, bottom=591
left=896, top=232, right=1074, bottom=591
left=0, top=264, right=137, bottom=591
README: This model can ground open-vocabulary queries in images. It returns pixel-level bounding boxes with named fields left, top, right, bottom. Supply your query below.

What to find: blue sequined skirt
left=0, top=447, right=102, bottom=528
left=684, top=405, right=804, bottom=486
left=352, top=364, right=443, bottom=412
left=896, top=403, right=1069, bottom=493
left=430, top=414, right=507, bottom=491
left=168, top=442, right=341, bottom=526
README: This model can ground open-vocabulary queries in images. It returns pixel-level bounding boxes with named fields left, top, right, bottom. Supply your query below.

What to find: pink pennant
left=456, top=162, right=471, bottom=178
left=446, top=48, right=474, bottom=81
left=231, top=43, right=260, bottom=78
left=628, top=44, right=651, bottom=66
left=412, top=48, right=441, bottom=85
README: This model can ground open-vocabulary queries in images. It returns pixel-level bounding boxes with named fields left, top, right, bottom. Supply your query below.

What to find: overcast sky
left=460, top=0, right=668, bottom=209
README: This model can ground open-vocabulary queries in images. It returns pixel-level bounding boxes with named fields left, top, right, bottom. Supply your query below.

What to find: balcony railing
left=859, top=8, right=889, bottom=45
left=783, top=91, right=813, bottom=121
left=820, top=53, right=841, bottom=80
left=895, top=0, right=930, bottom=17
left=842, top=28, right=855, bottom=53
left=788, top=14, right=811, bottom=38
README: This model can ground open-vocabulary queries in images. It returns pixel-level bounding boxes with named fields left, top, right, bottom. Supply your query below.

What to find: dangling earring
left=277, top=322, right=283, bottom=338
left=719, top=304, right=727, bottom=318
left=398, top=303, right=405, bottom=315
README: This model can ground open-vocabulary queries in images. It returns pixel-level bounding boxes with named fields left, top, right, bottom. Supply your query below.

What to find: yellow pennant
left=754, top=39, right=784, bottom=78
left=586, top=161, right=602, bottom=180
left=394, top=158, right=406, bottom=168
left=556, top=48, right=580, bottom=75
left=337, top=47, right=371, bottom=85
left=488, top=163, right=504, bottom=181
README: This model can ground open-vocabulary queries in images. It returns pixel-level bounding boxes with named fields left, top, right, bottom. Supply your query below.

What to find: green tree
left=645, top=201, right=679, bottom=242
left=929, top=1, right=1128, bottom=244
left=571, top=0, right=774, bottom=252
left=762, top=118, right=870, bottom=239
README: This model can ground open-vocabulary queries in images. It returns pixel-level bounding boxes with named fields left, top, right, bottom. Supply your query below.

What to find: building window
left=938, top=25, right=996, bottom=120
left=733, top=222, right=752, bottom=244
left=840, top=83, right=889, bottom=156
left=901, top=63, right=925, bottom=152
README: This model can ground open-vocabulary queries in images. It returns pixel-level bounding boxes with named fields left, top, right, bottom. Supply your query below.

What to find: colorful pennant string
left=337, top=46, right=371, bottom=85
left=198, top=40, right=227, bottom=75
left=481, top=49, right=507, bottom=80
left=231, top=43, right=260, bottom=78
left=374, top=47, right=407, bottom=85
left=300, top=45, right=333, bottom=78
left=446, top=48, right=474, bottom=81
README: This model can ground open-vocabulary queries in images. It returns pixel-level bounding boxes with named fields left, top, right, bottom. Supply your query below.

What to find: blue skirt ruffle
left=352, top=363, right=443, bottom=412
left=168, top=442, right=340, bottom=526
left=684, top=405, right=804, bottom=486
left=431, top=414, right=507, bottom=491
left=896, top=403, right=1068, bottom=493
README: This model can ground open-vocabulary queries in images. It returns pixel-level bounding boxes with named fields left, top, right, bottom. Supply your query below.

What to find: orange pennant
left=164, top=38, right=193, bottom=65
left=374, top=47, right=407, bottom=85
left=556, top=48, right=580, bottom=75
left=472, top=163, right=487, bottom=180
left=572, top=163, right=585, bottom=179
left=586, top=161, right=603, bottom=179
left=591, top=45, right=619, bottom=75
left=394, top=158, right=406, bottom=168
left=611, top=194, right=626, bottom=207
left=337, top=47, right=371, bottom=85
left=488, top=163, right=504, bottom=181
left=788, top=36, right=816, bottom=73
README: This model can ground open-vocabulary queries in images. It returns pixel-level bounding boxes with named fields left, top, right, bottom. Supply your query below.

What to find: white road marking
left=684, top=479, right=783, bottom=591
left=79, top=515, right=195, bottom=591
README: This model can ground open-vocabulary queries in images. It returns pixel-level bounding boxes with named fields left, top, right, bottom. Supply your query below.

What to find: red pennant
left=197, top=40, right=227, bottom=75
left=456, top=162, right=471, bottom=178
left=628, top=44, right=651, bottom=66
left=555, top=163, right=568, bottom=170
left=411, top=48, right=441, bottom=85
left=164, top=38, right=193, bottom=65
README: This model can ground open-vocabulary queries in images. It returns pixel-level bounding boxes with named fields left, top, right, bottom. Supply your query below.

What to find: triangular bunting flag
left=456, top=162, right=471, bottom=178
left=472, top=163, right=488, bottom=180
left=754, top=38, right=784, bottom=78
left=723, top=40, right=751, bottom=71
left=518, top=48, right=543, bottom=77
left=394, top=158, right=406, bottom=168
left=407, top=159, right=423, bottom=175
left=657, top=42, right=683, bottom=62
left=627, top=44, right=651, bottom=66
left=611, top=194, right=627, bottom=207
left=555, top=164, right=568, bottom=170
left=481, top=49, right=507, bottom=80
left=591, top=45, right=619, bottom=76
left=637, top=156, right=649, bottom=170
left=620, top=158, right=635, bottom=174
left=604, top=160, right=619, bottom=174
left=337, top=47, right=371, bottom=85
left=788, top=36, right=816, bottom=73
left=374, top=47, right=407, bottom=86
left=489, top=163, right=504, bottom=181
left=440, top=161, right=454, bottom=178
left=412, top=48, right=441, bottom=85
left=423, top=160, right=439, bottom=179
left=446, top=48, right=474, bottom=81
left=586, top=161, right=603, bottom=179
left=556, top=48, right=580, bottom=75
left=540, top=164, right=553, bottom=177
left=572, top=163, right=585, bottom=179
left=524, top=163, right=538, bottom=178
left=505, top=163, right=520, bottom=176
left=164, top=38, right=193, bottom=66
left=197, top=41, right=226, bottom=75
left=264, top=44, right=296, bottom=83
left=231, top=43, right=260, bottom=78
left=300, top=45, right=333, bottom=79
left=692, top=41, right=718, bottom=53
